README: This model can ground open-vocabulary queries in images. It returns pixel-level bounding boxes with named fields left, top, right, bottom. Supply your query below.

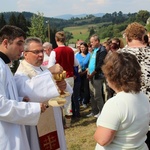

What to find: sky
left=0, top=0, right=150, bottom=18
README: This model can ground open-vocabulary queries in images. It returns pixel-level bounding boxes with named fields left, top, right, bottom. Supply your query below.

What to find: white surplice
left=0, top=58, right=41, bottom=150
left=14, top=60, right=71, bottom=150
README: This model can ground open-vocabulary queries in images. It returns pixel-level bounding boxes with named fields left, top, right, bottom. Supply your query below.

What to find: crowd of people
left=0, top=22, right=150, bottom=150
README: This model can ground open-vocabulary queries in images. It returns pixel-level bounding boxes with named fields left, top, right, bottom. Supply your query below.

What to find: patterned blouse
left=121, top=46, right=150, bottom=100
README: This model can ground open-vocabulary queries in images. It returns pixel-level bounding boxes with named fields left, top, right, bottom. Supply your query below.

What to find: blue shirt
left=75, top=52, right=90, bottom=71
left=88, top=48, right=99, bottom=74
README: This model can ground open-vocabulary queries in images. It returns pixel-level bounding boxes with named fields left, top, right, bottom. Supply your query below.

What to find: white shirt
left=95, top=91, right=150, bottom=150
left=41, top=52, right=49, bottom=68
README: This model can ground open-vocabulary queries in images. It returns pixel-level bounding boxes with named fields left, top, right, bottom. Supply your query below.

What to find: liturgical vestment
left=0, top=57, right=41, bottom=150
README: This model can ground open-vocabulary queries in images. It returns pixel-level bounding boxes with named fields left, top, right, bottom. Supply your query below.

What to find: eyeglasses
left=25, top=49, right=44, bottom=55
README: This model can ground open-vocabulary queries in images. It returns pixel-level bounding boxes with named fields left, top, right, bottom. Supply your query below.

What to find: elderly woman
left=94, top=52, right=150, bottom=150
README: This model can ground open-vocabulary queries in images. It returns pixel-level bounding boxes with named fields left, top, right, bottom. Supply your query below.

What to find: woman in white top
left=94, top=52, right=150, bottom=150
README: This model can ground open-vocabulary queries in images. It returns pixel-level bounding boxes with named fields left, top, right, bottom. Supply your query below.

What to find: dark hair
left=143, top=34, right=149, bottom=46
left=0, top=25, right=26, bottom=44
left=102, top=52, right=141, bottom=93
left=80, top=42, right=88, bottom=54
left=111, top=37, right=124, bottom=48
left=110, top=42, right=119, bottom=51
left=87, top=42, right=92, bottom=47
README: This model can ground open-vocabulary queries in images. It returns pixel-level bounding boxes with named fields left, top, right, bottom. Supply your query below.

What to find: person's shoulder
left=98, top=45, right=107, bottom=54
left=68, top=46, right=77, bottom=52
left=0, top=58, right=6, bottom=68
left=53, top=47, right=58, bottom=51
left=143, top=46, right=150, bottom=51
left=87, top=52, right=91, bottom=57
left=75, top=52, right=80, bottom=56
left=66, top=46, right=74, bottom=51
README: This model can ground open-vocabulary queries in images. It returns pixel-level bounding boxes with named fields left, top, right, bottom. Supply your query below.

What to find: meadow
left=65, top=106, right=97, bottom=150
left=64, top=23, right=101, bottom=43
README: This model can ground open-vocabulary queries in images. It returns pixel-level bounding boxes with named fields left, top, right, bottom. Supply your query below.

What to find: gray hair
left=90, top=34, right=100, bottom=42
left=24, top=37, right=42, bottom=51
left=43, top=42, right=53, bottom=49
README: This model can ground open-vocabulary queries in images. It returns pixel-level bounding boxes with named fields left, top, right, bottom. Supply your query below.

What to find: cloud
left=17, top=0, right=46, bottom=12
left=0, top=0, right=149, bottom=18
left=17, top=0, right=32, bottom=11
left=93, top=0, right=106, bottom=5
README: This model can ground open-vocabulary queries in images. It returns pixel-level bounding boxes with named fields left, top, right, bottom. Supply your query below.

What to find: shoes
left=82, top=104, right=87, bottom=108
left=94, top=112, right=101, bottom=118
left=86, top=112, right=94, bottom=117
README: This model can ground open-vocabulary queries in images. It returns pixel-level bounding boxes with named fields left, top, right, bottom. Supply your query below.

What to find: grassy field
left=64, top=23, right=101, bottom=43
left=64, top=25, right=89, bottom=43
left=65, top=106, right=97, bottom=150
left=63, top=23, right=114, bottom=45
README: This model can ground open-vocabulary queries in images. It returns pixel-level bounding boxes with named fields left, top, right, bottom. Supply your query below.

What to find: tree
left=50, top=28, right=57, bottom=48
left=9, top=13, right=17, bottom=25
left=65, top=31, right=73, bottom=45
left=17, top=13, right=28, bottom=32
left=136, top=10, right=150, bottom=24
left=0, top=13, right=6, bottom=29
left=28, top=12, right=47, bottom=42
left=88, top=27, right=95, bottom=39
left=146, top=17, right=150, bottom=31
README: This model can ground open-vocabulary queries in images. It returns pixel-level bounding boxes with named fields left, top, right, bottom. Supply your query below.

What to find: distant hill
left=54, top=13, right=105, bottom=20
left=0, top=11, right=106, bottom=29
left=0, top=11, right=105, bottom=21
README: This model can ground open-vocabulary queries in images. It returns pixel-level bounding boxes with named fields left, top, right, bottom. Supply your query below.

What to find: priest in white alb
left=14, top=37, right=72, bottom=150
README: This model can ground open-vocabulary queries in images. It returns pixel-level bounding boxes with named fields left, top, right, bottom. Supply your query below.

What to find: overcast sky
left=0, top=0, right=150, bottom=17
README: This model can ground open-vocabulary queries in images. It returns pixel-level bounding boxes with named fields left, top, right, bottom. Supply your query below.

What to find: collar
left=94, top=47, right=99, bottom=51
left=58, top=45, right=65, bottom=47
left=0, top=51, right=11, bottom=64
left=24, top=60, right=43, bottom=71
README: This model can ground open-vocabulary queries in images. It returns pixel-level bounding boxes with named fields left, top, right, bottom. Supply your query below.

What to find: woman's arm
left=94, top=126, right=116, bottom=146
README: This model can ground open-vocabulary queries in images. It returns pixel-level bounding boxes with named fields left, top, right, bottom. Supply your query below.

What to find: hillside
left=0, top=10, right=149, bottom=44
left=64, top=23, right=110, bottom=43
left=55, top=13, right=105, bottom=20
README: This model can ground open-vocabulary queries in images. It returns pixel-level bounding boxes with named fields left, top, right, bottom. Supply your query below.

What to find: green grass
left=64, top=23, right=102, bottom=43
left=63, top=22, right=125, bottom=46
left=64, top=25, right=89, bottom=43
left=65, top=106, right=97, bottom=150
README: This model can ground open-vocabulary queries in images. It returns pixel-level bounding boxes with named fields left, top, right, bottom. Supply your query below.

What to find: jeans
left=72, top=81, right=81, bottom=117
left=80, top=75, right=90, bottom=105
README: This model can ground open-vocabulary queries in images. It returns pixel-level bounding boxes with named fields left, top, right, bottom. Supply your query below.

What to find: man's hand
left=48, top=64, right=63, bottom=74
left=23, top=96, right=30, bottom=102
left=56, top=80, right=67, bottom=92
left=40, top=103, right=48, bottom=113
left=87, top=71, right=97, bottom=80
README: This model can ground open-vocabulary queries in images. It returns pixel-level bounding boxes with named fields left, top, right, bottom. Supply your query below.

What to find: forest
left=0, top=10, right=150, bottom=46
left=0, top=10, right=150, bottom=73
